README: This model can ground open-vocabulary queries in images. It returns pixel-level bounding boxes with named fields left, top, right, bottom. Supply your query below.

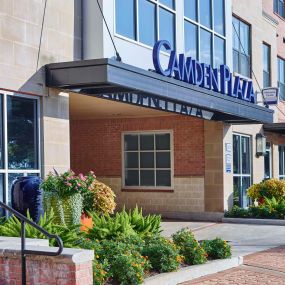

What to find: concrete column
left=41, top=89, right=70, bottom=176
left=204, top=120, right=224, bottom=212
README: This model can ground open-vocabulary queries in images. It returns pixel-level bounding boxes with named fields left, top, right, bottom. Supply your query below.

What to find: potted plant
left=41, top=170, right=83, bottom=226
left=78, top=171, right=117, bottom=231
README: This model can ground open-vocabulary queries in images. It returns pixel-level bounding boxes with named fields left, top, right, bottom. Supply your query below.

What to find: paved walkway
left=161, top=221, right=285, bottom=257
left=181, top=246, right=285, bottom=285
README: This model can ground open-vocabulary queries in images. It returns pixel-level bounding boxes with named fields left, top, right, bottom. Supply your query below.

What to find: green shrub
left=142, top=236, right=182, bottom=273
left=224, top=205, right=251, bottom=218
left=0, top=210, right=84, bottom=248
left=247, top=179, right=285, bottom=201
left=94, top=238, right=150, bottom=285
left=87, top=207, right=161, bottom=240
left=111, top=252, right=150, bottom=285
left=201, top=238, right=231, bottom=260
left=93, top=258, right=110, bottom=285
left=172, top=229, right=207, bottom=265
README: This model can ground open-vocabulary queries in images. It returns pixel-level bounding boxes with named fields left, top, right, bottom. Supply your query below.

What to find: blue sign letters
left=152, top=40, right=256, bottom=104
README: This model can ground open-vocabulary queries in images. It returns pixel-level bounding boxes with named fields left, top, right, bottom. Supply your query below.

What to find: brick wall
left=70, top=115, right=205, bottom=177
left=0, top=245, right=94, bottom=285
left=70, top=115, right=206, bottom=214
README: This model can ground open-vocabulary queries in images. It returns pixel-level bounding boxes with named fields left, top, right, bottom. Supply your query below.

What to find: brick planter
left=0, top=238, right=94, bottom=285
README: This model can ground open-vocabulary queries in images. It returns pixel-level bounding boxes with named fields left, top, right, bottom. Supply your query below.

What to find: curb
left=222, top=217, right=285, bottom=226
left=142, top=256, right=243, bottom=285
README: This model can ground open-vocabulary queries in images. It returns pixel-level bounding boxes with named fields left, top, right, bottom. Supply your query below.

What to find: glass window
left=200, top=28, right=212, bottom=65
left=0, top=94, right=3, bottom=168
left=7, top=96, right=38, bottom=169
left=184, top=0, right=197, bottom=20
left=214, top=0, right=225, bottom=35
left=263, top=44, right=271, bottom=88
left=159, top=7, right=175, bottom=50
left=0, top=174, right=3, bottom=203
left=233, top=134, right=251, bottom=208
left=184, top=0, right=226, bottom=66
left=160, top=0, right=175, bottom=9
left=0, top=92, right=40, bottom=211
left=184, top=21, right=198, bottom=59
left=200, top=0, right=211, bottom=28
left=124, top=132, right=172, bottom=188
left=264, top=143, right=271, bottom=179
left=214, top=36, right=225, bottom=68
left=279, top=146, right=285, bottom=179
left=232, top=17, right=251, bottom=78
left=139, top=0, right=156, bottom=46
left=115, top=0, right=136, bottom=39
left=274, top=0, right=285, bottom=18
left=278, top=57, right=285, bottom=100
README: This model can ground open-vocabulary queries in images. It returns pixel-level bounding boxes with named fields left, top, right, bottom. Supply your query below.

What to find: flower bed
left=225, top=179, right=285, bottom=220
left=0, top=169, right=232, bottom=285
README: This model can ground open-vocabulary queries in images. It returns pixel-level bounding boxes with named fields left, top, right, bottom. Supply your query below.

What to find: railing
left=0, top=201, right=63, bottom=285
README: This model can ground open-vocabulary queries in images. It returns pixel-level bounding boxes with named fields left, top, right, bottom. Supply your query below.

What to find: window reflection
left=200, top=0, right=211, bottom=28
left=200, top=29, right=212, bottom=65
left=214, top=36, right=225, bottom=68
left=0, top=95, right=3, bottom=169
left=184, top=0, right=197, bottom=20
left=184, top=21, right=198, bottom=59
left=115, top=0, right=136, bottom=39
left=139, top=0, right=156, bottom=46
left=160, top=0, right=175, bottom=9
left=213, top=0, right=225, bottom=35
left=159, top=7, right=175, bottom=50
left=7, top=96, right=38, bottom=169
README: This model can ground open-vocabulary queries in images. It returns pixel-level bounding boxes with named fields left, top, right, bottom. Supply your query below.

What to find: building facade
left=0, top=0, right=284, bottom=219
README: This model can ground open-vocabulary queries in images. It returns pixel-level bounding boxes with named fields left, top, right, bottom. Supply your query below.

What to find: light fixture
left=256, top=133, right=266, bottom=157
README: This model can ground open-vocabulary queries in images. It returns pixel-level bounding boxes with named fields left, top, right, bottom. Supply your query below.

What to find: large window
left=123, top=132, right=172, bottom=188
left=233, top=17, right=251, bottom=78
left=279, top=146, right=285, bottom=179
left=274, top=0, right=285, bottom=18
left=264, top=142, right=272, bottom=180
left=278, top=57, right=285, bottom=101
left=263, top=43, right=271, bottom=88
left=184, top=0, right=226, bottom=67
left=0, top=92, right=40, bottom=206
left=115, top=0, right=176, bottom=49
left=233, top=134, right=251, bottom=208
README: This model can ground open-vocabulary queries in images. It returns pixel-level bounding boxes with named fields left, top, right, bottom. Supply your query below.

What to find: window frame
left=0, top=90, right=41, bottom=206
left=183, top=0, right=226, bottom=67
left=264, top=142, right=272, bottom=179
left=278, top=56, right=285, bottom=101
left=263, top=42, right=271, bottom=88
left=122, top=130, right=174, bottom=190
left=114, top=0, right=176, bottom=50
left=232, top=15, right=252, bottom=79
left=233, top=133, right=252, bottom=208
left=279, top=145, right=285, bottom=180
left=274, top=0, right=285, bottom=18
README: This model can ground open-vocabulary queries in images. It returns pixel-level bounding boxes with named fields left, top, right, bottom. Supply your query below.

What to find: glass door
left=264, top=142, right=272, bottom=179
left=233, top=134, right=251, bottom=208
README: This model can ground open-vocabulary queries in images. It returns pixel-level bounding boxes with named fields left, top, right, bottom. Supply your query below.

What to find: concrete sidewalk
left=161, top=221, right=285, bottom=257
left=180, top=246, right=285, bottom=285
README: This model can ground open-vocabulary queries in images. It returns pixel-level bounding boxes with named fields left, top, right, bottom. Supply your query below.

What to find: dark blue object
left=11, top=176, right=43, bottom=223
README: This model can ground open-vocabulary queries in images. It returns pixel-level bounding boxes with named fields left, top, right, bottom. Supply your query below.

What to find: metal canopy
left=264, top=123, right=285, bottom=134
left=45, top=58, right=273, bottom=124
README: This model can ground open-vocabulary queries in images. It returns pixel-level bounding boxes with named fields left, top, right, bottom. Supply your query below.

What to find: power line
left=96, top=0, right=122, bottom=62
left=36, top=0, right=48, bottom=71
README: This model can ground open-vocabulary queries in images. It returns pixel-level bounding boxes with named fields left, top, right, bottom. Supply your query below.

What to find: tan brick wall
left=98, top=176, right=205, bottom=214
left=42, top=89, right=70, bottom=176
left=0, top=0, right=79, bottom=90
